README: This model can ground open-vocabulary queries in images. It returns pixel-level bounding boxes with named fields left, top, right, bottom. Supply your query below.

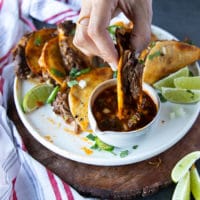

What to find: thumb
left=130, top=22, right=151, bottom=53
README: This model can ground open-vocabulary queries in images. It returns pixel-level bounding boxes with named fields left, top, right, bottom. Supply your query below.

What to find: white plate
left=14, top=25, right=200, bottom=166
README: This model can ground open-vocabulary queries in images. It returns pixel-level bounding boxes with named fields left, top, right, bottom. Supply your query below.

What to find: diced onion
left=170, top=112, right=176, bottom=120
left=170, top=106, right=186, bottom=119
left=79, top=80, right=87, bottom=89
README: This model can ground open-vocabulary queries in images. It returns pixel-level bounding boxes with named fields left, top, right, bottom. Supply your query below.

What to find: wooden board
left=8, top=95, right=200, bottom=199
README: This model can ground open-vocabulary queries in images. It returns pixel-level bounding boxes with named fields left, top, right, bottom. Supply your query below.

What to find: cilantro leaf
left=120, top=150, right=129, bottom=158
left=86, top=134, right=96, bottom=141
left=132, top=145, right=138, bottom=149
left=67, top=80, right=78, bottom=88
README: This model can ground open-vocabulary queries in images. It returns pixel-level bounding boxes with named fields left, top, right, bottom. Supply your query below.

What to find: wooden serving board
left=8, top=95, right=200, bottom=199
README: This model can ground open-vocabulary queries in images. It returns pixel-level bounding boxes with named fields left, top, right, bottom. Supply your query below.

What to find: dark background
left=140, top=1, right=200, bottom=199
left=152, top=0, right=200, bottom=46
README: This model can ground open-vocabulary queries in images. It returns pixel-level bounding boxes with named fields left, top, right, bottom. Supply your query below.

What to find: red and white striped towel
left=0, top=0, right=95, bottom=199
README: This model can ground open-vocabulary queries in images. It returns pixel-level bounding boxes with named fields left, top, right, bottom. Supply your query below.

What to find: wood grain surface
left=8, top=94, right=200, bottom=199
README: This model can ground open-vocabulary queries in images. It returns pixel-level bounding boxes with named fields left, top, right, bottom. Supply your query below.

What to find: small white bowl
left=88, top=79, right=161, bottom=148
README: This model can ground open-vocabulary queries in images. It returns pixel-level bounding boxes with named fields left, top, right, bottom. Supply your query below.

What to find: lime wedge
left=190, top=165, right=200, bottom=200
left=161, top=87, right=200, bottom=103
left=23, top=83, right=54, bottom=113
left=171, top=151, right=200, bottom=183
left=174, top=76, right=200, bottom=90
left=153, top=67, right=189, bottom=90
left=172, top=171, right=190, bottom=200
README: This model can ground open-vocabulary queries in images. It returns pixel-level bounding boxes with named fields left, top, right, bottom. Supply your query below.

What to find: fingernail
left=108, top=62, right=117, bottom=71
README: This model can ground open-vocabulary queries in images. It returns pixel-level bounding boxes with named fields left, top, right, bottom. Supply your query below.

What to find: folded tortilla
left=143, top=40, right=200, bottom=84
left=68, top=67, right=113, bottom=131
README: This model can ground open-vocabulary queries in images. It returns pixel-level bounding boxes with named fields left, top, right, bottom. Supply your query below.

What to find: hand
left=73, top=0, right=152, bottom=70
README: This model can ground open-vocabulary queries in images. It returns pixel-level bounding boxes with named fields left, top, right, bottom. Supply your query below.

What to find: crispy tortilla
left=68, top=67, right=113, bottom=131
left=57, top=21, right=92, bottom=71
left=143, top=40, right=200, bottom=84
left=117, top=56, right=124, bottom=119
left=39, top=37, right=67, bottom=87
left=25, top=28, right=57, bottom=74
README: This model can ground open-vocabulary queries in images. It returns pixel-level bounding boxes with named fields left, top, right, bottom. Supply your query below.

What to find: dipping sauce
left=92, top=86, right=157, bottom=132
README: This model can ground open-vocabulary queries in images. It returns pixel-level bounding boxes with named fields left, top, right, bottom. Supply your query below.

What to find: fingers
left=130, top=22, right=152, bottom=53
left=88, top=0, right=118, bottom=66
left=75, top=17, right=99, bottom=56
left=73, top=0, right=118, bottom=69
left=73, top=0, right=99, bottom=57
left=119, top=0, right=153, bottom=52
left=74, top=0, right=153, bottom=68
left=131, top=0, right=152, bottom=52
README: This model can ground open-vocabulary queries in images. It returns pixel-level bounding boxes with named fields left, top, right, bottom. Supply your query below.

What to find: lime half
left=174, top=76, right=200, bottom=90
left=190, top=165, right=200, bottom=200
left=171, top=151, right=200, bottom=183
left=161, top=87, right=200, bottom=103
left=23, top=83, right=54, bottom=113
left=172, top=171, right=190, bottom=200
left=153, top=67, right=189, bottom=90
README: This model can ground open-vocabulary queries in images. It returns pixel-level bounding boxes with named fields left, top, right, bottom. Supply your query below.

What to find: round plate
left=14, top=25, right=200, bottom=166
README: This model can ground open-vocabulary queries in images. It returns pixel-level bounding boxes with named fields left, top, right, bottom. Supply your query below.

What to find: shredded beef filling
left=52, top=90, right=81, bottom=133
left=13, top=34, right=32, bottom=79
left=57, top=20, right=92, bottom=72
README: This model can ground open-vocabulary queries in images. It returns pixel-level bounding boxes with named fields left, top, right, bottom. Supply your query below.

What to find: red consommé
left=92, top=85, right=157, bottom=132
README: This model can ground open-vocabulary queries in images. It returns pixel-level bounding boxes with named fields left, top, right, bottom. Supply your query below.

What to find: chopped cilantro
left=107, top=25, right=122, bottom=35
left=69, top=68, right=78, bottom=78
left=34, top=36, right=42, bottom=46
left=149, top=41, right=156, bottom=48
left=50, top=68, right=65, bottom=77
left=69, top=68, right=91, bottom=79
left=120, top=150, right=129, bottom=158
left=132, top=145, right=138, bottom=149
left=148, top=51, right=163, bottom=60
left=86, top=134, right=96, bottom=141
left=67, top=80, right=78, bottom=88
left=90, top=143, right=99, bottom=150
left=95, top=137, right=114, bottom=152
left=107, top=25, right=123, bottom=41
left=88, top=136, right=115, bottom=153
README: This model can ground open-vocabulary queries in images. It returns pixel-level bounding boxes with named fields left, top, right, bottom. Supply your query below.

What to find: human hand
left=73, top=0, right=152, bottom=70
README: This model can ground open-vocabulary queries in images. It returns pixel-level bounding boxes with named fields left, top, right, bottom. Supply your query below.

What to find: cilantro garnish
left=107, top=25, right=122, bottom=35
left=34, top=36, right=42, bottom=46
left=132, top=145, right=138, bottom=149
left=120, top=150, right=129, bottom=158
left=86, top=133, right=96, bottom=141
left=149, top=41, right=156, bottom=48
left=50, top=68, right=65, bottom=77
left=148, top=51, right=163, bottom=60
left=86, top=134, right=115, bottom=153
left=69, top=68, right=91, bottom=79
left=67, top=80, right=78, bottom=88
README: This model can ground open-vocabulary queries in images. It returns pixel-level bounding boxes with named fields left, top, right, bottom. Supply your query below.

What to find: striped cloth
left=0, top=0, right=96, bottom=199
